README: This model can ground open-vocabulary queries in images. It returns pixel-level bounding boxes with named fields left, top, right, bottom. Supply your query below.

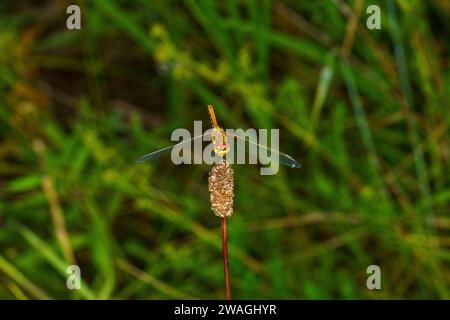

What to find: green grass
left=0, top=0, right=449, bottom=299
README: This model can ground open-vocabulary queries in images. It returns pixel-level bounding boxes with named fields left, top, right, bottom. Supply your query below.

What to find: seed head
left=208, top=161, right=234, bottom=217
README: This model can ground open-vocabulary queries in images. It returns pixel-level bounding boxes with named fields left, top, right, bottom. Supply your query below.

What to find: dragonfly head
left=211, top=128, right=230, bottom=157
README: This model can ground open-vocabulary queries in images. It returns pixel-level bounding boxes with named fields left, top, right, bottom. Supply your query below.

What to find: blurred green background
left=0, top=0, right=449, bottom=299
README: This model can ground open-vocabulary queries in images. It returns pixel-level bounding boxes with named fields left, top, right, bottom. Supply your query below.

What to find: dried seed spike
left=208, top=160, right=234, bottom=217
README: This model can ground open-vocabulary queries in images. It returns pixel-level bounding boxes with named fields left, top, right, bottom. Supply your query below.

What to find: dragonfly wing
left=229, top=133, right=301, bottom=168
left=136, top=133, right=210, bottom=163
left=136, top=144, right=174, bottom=163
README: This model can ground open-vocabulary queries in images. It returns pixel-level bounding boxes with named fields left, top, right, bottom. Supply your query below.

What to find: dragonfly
left=136, top=105, right=301, bottom=169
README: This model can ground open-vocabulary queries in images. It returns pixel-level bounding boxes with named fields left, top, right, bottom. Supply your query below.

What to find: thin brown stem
left=221, top=217, right=231, bottom=300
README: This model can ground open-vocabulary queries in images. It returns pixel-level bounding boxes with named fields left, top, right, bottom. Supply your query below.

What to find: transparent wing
left=136, top=133, right=210, bottom=163
left=229, top=132, right=301, bottom=168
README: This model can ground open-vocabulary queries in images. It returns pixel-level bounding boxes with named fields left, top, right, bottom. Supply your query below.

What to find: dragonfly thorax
left=211, top=127, right=230, bottom=157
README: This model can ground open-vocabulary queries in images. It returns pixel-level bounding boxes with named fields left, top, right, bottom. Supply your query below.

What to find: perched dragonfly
left=136, top=105, right=301, bottom=168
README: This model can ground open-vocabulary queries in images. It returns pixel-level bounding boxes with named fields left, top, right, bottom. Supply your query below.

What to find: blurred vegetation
left=0, top=0, right=449, bottom=299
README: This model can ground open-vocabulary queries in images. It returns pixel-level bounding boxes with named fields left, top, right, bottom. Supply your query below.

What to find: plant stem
left=220, top=217, right=231, bottom=300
